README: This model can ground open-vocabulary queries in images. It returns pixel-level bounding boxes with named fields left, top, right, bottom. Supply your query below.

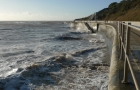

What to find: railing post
left=119, top=22, right=122, bottom=50
left=120, top=22, right=125, bottom=60
left=97, top=23, right=99, bottom=31
left=122, top=23, right=131, bottom=83
left=118, top=21, right=120, bottom=49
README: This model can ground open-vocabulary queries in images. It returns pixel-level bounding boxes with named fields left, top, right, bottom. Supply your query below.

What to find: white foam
left=0, top=22, right=109, bottom=90
left=92, top=26, right=97, bottom=30
left=5, top=68, right=18, bottom=77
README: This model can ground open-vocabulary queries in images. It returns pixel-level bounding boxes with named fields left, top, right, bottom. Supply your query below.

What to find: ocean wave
left=55, top=34, right=82, bottom=41
left=89, top=39, right=105, bottom=43
left=72, top=47, right=106, bottom=56
left=70, top=31, right=87, bottom=35
left=0, top=21, right=109, bottom=90
left=40, top=38, right=52, bottom=42
left=0, top=28, right=13, bottom=30
left=0, top=51, right=109, bottom=90
left=1, top=50, right=35, bottom=57
left=56, top=36, right=81, bottom=40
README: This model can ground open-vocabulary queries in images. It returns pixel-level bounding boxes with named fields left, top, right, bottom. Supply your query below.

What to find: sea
left=0, top=21, right=110, bottom=90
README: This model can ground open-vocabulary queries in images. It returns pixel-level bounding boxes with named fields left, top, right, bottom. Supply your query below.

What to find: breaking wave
left=55, top=33, right=82, bottom=41
left=0, top=28, right=13, bottom=30
left=1, top=50, right=35, bottom=57
left=0, top=21, right=110, bottom=90
left=0, top=52, right=109, bottom=90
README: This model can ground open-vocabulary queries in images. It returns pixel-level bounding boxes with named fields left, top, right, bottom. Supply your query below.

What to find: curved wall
left=88, top=23, right=120, bottom=90
left=72, top=22, right=120, bottom=90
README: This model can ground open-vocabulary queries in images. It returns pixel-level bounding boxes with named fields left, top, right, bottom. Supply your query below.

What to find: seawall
left=71, top=21, right=120, bottom=90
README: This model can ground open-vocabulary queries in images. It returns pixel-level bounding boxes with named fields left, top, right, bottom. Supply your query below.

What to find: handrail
left=119, top=33, right=139, bottom=90
left=118, top=21, right=140, bottom=90
left=121, top=22, right=140, bottom=32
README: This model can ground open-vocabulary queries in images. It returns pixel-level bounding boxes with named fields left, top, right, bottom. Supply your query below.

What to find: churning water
left=0, top=21, right=110, bottom=90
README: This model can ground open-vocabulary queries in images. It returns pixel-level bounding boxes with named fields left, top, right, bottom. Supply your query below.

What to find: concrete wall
left=88, top=23, right=120, bottom=90
left=72, top=21, right=120, bottom=90
left=101, top=25, right=119, bottom=90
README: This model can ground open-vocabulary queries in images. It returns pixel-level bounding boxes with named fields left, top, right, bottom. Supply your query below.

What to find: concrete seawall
left=72, top=22, right=120, bottom=90
left=89, top=23, right=120, bottom=90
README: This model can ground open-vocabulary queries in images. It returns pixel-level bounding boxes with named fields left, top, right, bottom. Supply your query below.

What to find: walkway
left=107, top=22, right=140, bottom=90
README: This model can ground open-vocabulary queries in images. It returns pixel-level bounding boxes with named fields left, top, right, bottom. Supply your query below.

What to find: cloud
left=0, top=12, right=72, bottom=21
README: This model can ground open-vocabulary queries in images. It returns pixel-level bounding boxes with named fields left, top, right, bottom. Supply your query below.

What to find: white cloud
left=0, top=12, right=72, bottom=21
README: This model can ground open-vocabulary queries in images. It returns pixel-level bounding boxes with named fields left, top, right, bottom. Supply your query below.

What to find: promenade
left=119, top=22, right=140, bottom=90
left=101, top=21, right=140, bottom=90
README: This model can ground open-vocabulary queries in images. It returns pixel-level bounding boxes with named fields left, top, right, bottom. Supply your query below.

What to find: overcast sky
left=0, top=0, right=121, bottom=21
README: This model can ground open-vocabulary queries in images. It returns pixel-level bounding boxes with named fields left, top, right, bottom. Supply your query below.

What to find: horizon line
left=0, top=20, right=73, bottom=22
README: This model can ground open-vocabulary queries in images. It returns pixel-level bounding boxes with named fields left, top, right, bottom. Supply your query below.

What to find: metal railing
left=118, top=21, right=140, bottom=90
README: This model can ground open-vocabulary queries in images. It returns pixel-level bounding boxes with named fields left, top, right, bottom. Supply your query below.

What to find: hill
left=75, top=0, right=140, bottom=21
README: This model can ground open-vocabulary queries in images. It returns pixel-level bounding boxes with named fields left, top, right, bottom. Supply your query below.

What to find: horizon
left=0, top=0, right=121, bottom=21
left=0, top=20, right=72, bottom=21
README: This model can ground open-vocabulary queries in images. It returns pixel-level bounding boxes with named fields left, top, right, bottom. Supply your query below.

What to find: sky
left=0, top=0, right=121, bottom=21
